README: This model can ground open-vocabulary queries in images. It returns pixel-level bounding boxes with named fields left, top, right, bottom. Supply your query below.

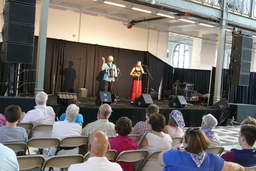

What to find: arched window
left=172, top=44, right=190, bottom=68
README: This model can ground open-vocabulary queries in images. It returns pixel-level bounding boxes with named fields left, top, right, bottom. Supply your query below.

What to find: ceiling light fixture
left=199, top=23, right=214, bottom=28
left=131, top=7, right=151, bottom=13
left=157, top=13, right=175, bottom=19
left=253, top=35, right=256, bottom=38
left=226, top=29, right=232, bottom=32
left=178, top=18, right=195, bottom=23
left=104, top=1, right=126, bottom=8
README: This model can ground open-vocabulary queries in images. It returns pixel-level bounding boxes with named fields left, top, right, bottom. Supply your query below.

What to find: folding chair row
left=4, top=136, right=88, bottom=155
left=17, top=154, right=84, bottom=171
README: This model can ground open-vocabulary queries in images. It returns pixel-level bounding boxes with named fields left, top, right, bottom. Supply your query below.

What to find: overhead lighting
left=226, top=29, right=232, bottom=32
left=253, top=35, right=256, bottom=38
left=157, top=13, right=175, bottom=19
left=199, top=22, right=214, bottom=28
left=131, top=7, right=151, bottom=13
left=104, top=1, right=126, bottom=8
left=178, top=18, right=195, bottom=23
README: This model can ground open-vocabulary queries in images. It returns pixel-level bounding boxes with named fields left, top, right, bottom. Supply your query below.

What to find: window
left=172, top=44, right=190, bottom=68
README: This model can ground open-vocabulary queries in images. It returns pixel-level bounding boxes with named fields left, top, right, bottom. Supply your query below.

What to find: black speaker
left=1, top=0, right=36, bottom=64
left=230, top=34, right=253, bottom=86
left=134, top=94, right=153, bottom=107
left=168, top=96, right=187, bottom=108
left=212, top=98, right=229, bottom=110
left=0, top=96, right=35, bottom=113
left=95, top=91, right=112, bottom=106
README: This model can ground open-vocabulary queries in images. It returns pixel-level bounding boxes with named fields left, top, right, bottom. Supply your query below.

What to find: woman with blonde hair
left=130, top=61, right=144, bottom=102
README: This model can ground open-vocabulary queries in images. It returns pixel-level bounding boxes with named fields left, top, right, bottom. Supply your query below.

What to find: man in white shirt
left=69, top=130, right=122, bottom=171
left=82, top=104, right=116, bottom=138
left=20, top=91, right=55, bottom=137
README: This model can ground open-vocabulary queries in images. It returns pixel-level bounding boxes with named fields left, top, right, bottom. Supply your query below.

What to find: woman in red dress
left=130, top=61, right=144, bottom=102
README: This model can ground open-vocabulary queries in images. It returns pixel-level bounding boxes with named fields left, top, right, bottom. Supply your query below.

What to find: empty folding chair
left=245, top=166, right=256, bottom=171
left=17, top=155, right=45, bottom=171
left=205, top=147, right=225, bottom=156
left=30, top=124, right=53, bottom=138
left=26, top=138, right=60, bottom=155
left=41, top=154, right=84, bottom=171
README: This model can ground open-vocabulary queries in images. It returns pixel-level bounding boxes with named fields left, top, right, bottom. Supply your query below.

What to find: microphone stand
left=143, top=65, right=153, bottom=94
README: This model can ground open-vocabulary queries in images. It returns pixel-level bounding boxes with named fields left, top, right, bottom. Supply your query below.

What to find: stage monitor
left=168, top=96, right=187, bottom=108
left=95, top=91, right=112, bottom=106
left=134, top=94, right=153, bottom=107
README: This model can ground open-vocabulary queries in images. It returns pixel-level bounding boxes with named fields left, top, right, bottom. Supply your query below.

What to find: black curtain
left=173, top=68, right=211, bottom=94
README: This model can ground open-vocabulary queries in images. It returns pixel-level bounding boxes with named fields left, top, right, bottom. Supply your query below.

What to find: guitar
left=132, top=71, right=146, bottom=77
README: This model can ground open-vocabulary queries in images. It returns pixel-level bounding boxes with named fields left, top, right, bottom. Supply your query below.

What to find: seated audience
left=20, top=91, right=55, bottom=137
left=0, top=143, right=19, bottom=171
left=131, top=104, right=159, bottom=136
left=221, top=124, right=256, bottom=167
left=136, top=113, right=172, bottom=171
left=82, top=104, right=116, bottom=138
left=0, top=105, right=27, bottom=143
left=59, top=99, right=84, bottom=125
left=158, top=127, right=244, bottom=171
left=0, top=113, right=6, bottom=126
left=201, top=114, right=221, bottom=147
left=109, top=117, right=138, bottom=171
left=163, top=110, right=185, bottom=137
left=69, top=130, right=122, bottom=171
left=48, top=104, right=82, bottom=156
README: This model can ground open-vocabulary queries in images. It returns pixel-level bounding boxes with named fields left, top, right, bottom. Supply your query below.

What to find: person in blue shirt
left=59, top=99, right=83, bottom=125
left=101, top=55, right=117, bottom=93
left=158, top=127, right=244, bottom=171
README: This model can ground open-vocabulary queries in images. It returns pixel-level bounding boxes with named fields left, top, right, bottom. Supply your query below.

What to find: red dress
left=130, top=68, right=143, bottom=101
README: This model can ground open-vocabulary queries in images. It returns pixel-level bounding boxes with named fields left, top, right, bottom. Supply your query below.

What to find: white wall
left=34, top=3, right=169, bottom=61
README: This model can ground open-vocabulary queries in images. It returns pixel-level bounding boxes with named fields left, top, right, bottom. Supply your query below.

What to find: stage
left=47, top=96, right=229, bottom=127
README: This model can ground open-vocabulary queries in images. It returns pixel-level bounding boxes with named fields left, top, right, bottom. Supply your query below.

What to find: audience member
left=135, top=113, right=172, bottom=171
left=109, top=117, right=138, bottom=171
left=131, top=104, right=159, bottom=136
left=0, top=143, right=19, bottom=171
left=20, top=91, right=55, bottom=137
left=241, top=116, right=256, bottom=126
left=69, top=130, right=123, bottom=171
left=0, top=113, right=6, bottom=126
left=158, top=127, right=244, bottom=171
left=82, top=104, right=116, bottom=138
left=201, top=114, right=221, bottom=147
left=221, top=124, right=256, bottom=167
left=59, top=99, right=84, bottom=125
left=163, top=110, right=185, bottom=137
left=0, top=105, right=28, bottom=143
left=48, top=104, right=82, bottom=156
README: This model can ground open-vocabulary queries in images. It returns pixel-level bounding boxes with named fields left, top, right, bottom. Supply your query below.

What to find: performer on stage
left=101, top=55, right=117, bottom=93
left=130, top=61, right=144, bottom=101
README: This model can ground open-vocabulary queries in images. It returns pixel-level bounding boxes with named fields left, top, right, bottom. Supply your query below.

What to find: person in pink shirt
left=0, top=113, right=6, bottom=126
left=109, top=117, right=138, bottom=171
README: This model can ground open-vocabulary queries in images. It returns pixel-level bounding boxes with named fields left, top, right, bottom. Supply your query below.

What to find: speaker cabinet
left=212, top=98, right=229, bottom=110
left=230, top=34, right=253, bottom=86
left=134, top=94, right=153, bottom=107
left=1, top=0, right=36, bottom=64
left=95, top=91, right=112, bottom=106
left=168, top=96, right=187, bottom=108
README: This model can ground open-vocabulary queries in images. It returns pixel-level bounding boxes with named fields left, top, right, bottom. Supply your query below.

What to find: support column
left=191, top=38, right=202, bottom=69
left=213, top=0, right=227, bottom=103
left=34, top=0, right=49, bottom=94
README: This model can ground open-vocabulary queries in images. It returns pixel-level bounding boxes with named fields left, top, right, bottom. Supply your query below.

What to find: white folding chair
left=17, top=155, right=45, bottom=170
left=3, top=142, right=27, bottom=155
left=26, top=138, right=60, bottom=155
left=205, top=147, right=224, bottom=156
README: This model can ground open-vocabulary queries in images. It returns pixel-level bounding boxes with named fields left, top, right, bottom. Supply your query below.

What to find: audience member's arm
left=158, top=151, right=167, bottom=167
left=221, top=161, right=244, bottom=171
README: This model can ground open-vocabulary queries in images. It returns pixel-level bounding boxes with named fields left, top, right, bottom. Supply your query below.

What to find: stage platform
left=46, top=96, right=229, bottom=127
